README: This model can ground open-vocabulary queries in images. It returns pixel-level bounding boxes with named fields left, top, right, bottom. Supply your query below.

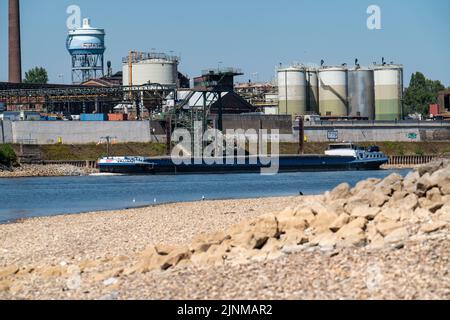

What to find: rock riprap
left=117, top=159, right=449, bottom=273
left=0, top=164, right=97, bottom=178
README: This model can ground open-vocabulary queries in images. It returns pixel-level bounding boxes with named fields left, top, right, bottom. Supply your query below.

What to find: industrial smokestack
left=9, top=0, right=22, bottom=83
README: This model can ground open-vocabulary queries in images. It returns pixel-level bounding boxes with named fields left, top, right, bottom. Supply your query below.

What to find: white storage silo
left=122, top=52, right=179, bottom=87
left=277, top=67, right=307, bottom=118
left=373, top=65, right=404, bottom=121
left=318, top=67, right=348, bottom=117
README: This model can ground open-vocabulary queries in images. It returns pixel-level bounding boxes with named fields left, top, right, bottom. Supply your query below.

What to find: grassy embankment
left=19, top=141, right=450, bottom=161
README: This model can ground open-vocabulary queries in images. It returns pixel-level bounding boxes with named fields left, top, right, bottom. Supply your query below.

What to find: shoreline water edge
left=0, top=160, right=448, bottom=299
left=0, top=162, right=425, bottom=179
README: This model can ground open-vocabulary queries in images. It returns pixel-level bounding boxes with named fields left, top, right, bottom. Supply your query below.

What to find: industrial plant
left=276, top=60, right=404, bottom=121
left=1, top=0, right=449, bottom=147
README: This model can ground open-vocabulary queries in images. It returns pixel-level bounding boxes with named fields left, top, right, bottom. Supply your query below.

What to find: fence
left=42, top=160, right=98, bottom=168
left=387, top=155, right=437, bottom=166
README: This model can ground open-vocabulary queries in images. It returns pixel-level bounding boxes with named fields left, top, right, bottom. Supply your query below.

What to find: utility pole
left=100, top=136, right=117, bottom=157
left=298, top=116, right=305, bottom=155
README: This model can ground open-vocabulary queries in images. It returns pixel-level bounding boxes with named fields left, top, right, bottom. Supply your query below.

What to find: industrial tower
left=66, top=18, right=105, bottom=84
left=8, top=0, right=22, bottom=83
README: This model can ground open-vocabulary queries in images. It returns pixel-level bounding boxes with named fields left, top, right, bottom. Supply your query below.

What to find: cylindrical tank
left=306, top=68, right=319, bottom=114
left=277, top=67, right=306, bottom=117
left=318, top=67, right=348, bottom=117
left=374, top=65, right=404, bottom=121
left=122, top=52, right=179, bottom=86
left=348, top=68, right=375, bottom=119
left=66, top=18, right=105, bottom=55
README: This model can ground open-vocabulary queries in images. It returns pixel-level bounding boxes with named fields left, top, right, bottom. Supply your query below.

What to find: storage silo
left=348, top=68, right=375, bottom=120
left=306, top=68, right=319, bottom=114
left=318, top=67, right=348, bottom=117
left=374, top=65, right=404, bottom=121
left=122, top=52, right=179, bottom=87
left=277, top=67, right=306, bottom=118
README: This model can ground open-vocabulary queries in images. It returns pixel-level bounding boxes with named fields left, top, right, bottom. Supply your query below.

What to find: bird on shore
left=154, top=198, right=157, bottom=205
left=202, top=195, right=206, bottom=201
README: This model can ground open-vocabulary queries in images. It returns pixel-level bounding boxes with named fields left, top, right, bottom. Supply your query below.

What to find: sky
left=0, top=0, right=449, bottom=86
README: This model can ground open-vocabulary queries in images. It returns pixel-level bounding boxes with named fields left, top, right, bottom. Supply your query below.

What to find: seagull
left=202, top=195, right=206, bottom=201
left=154, top=198, right=157, bottom=205
left=133, top=198, right=136, bottom=203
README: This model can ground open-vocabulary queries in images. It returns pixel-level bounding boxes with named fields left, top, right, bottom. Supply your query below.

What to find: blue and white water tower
left=66, top=18, right=106, bottom=84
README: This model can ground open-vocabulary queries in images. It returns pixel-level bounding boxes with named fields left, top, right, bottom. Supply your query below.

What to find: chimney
left=9, top=0, right=22, bottom=83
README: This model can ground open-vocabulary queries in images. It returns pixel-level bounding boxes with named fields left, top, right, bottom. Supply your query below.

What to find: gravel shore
left=0, top=161, right=449, bottom=300
left=0, top=164, right=98, bottom=178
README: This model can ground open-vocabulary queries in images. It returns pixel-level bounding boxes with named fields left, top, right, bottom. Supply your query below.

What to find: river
left=0, top=169, right=410, bottom=223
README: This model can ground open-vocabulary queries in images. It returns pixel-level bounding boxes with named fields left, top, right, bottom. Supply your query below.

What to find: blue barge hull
left=98, top=155, right=388, bottom=175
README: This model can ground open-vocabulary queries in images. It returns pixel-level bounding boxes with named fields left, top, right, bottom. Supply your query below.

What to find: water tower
left=66, top=18, right=105, bottom=84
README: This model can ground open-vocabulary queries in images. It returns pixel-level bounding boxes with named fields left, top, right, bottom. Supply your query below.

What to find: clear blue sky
left=1, top=0, right=449, bottom=86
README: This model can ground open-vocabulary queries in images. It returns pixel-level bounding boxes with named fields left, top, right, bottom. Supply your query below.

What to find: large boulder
left=351, top=178, right=381, bottom=196
left=420, top=221, right=447, bottom=234
left=375, top=173, right=404, bottom=196
left=327, top=183, right=351, bottom=201
left=190, top=231, right=231, bottom=253
left=403, top=171, right=420, bottom=194
left=350, top=205, right=381, bottom=220
left=429, top=166, right=450, bottom=195
left=344, top=197, right=371, bottom=214
left=310, top=210, right=339, bottom=234
left=230, top=214, right=279, bottom=250
left=386, top=193, right=419, bottom=211
left=376, top=220, right=404, bottom=237
left=336, top=217, right=368, bottom=238
left=437, top=205, right=450, bottom=222
left=384, top=227, right=409, bottom=244
left=329, top=213, right=351, bottom=232
left=337, top=227, right=367, bottom=248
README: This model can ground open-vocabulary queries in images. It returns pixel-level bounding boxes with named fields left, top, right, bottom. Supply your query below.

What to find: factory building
left=234, top=82, right=277, bottom=114
left=193, top=68, right=243, bottom=92
left=438, top=90, right=450, bottom=113
left=177, top=90, right=256, bottom=115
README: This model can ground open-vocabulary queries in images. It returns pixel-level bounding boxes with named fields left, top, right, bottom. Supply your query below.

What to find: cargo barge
left=98, top=143, right=389, bottom=175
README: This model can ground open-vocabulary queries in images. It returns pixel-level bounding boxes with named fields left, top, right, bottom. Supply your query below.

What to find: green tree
left=404, top=72, right=445, bottom=116
left=0, top=144, right=18, bottom=167
left=24, top=67, right=49, bottom=84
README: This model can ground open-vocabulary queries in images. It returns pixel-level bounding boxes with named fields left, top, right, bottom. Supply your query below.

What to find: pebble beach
left=0, top=160, right=449, bottom=300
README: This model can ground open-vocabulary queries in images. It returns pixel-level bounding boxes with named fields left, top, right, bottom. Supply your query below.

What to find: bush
left=0, top=144, right=18, bottom=167
left=415, top=148, right=425, bottom=156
